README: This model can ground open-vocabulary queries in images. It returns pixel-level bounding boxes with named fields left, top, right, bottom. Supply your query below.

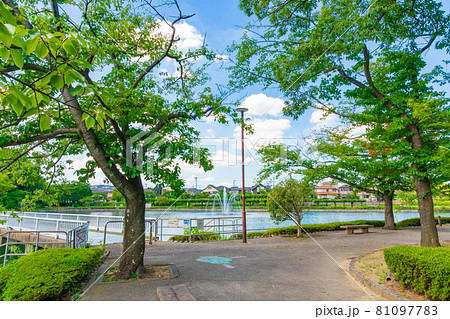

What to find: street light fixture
left=236, top=107, right=248, bottom=243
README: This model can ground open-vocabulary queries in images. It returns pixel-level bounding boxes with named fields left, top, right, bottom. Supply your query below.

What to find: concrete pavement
left=81, top=225, right=450, bottom=301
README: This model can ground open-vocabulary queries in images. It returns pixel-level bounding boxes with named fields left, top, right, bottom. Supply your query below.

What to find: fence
left=20, top=212, right=124, bottom=233
left=1, top=215, right=87, bottom=239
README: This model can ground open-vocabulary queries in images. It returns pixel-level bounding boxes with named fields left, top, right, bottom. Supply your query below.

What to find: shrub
left=229, top=220, right=386, bottom=239
left=0, top=247, right=103, bottom=301
left=384, top=246, right=450, bottom=300
left=396, top=217, right=450, bottom=228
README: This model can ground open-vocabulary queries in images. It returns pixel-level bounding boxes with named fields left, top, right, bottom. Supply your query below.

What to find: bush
left=384, top=246, right=450, bottom=300
left=396, top=217, right=450, bottom=228
left=170, top=233, right=219, bottom=242
left=229, top=220, right=386, bottom=239
left=0, top=247, right=103, bottom=301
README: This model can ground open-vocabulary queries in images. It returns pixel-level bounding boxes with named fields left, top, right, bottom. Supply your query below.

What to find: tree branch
left=1, top=128, right=79, bottom=147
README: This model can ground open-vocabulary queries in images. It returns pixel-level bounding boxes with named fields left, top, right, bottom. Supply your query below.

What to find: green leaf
left=0, top=46, right=9, bottom=60
left=0, top=23, right=12, bottom=47
left=9, top=86, right=32, bottom=107
left=96, top=114, right=104, bottom=129
left=2, top=94, right=23, bottom=115
left=10, top=49, right=23, bottom=69
left=12, top=36, right=26, bottom=49
left=23, top=108, right=38, bottom=118
left=62, top=39, right=77, bottom=55
left=35, top=41, right=49, bottom=59
left=25, top=35, right=40, bottom=55
left=0, top=5, right=17, bottom=25
left=69, top=85, right=85, bottom=96
left=81, top=112, right=90, bottom=121
left=39, top=115, right=51, bottom=131
left=84, top=116, right=95, bottom=130
left=4, top=24, right=15, bottom=35
left=50, top=74, right=64, bottom=90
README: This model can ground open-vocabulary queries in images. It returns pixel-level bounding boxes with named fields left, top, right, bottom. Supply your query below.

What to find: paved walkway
left=81, top=225, right=450, bottom=301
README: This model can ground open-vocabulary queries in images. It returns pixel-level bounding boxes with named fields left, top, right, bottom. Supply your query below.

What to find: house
left=201, top=184, right=220, bottom=195
left=91, top=185, right=114, bottom=199
left=338, top=185, right=355, bottom=197
left=315, top=182, right=340, bottom=199
left=184, top=188, right=200, bottom=196
left=252, top=184, right=269, bottom=194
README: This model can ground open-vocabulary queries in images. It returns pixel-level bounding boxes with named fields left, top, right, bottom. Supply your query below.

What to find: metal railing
left=20, top=212, right=124, bottom=232
left=0, top=230, right=69, bottom=267
left=103, top=219, right=157, bottom=245
left=1, top=215, right=87, bottom=238
left=154, top=216, right=244, bottom=242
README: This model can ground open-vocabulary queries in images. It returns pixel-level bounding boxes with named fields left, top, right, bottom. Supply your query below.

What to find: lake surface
left=88, top=209, right=450, bottom=233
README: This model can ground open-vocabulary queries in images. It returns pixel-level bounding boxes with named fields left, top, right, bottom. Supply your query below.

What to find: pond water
left=89, top=210, right=450, bottom=232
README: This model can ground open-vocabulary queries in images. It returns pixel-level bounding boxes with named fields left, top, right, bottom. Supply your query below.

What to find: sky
left=64, top=0, right=450, bottom=191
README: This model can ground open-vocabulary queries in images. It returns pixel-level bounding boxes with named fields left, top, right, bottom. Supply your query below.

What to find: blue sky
left=65, top=0, right=450, bottom=191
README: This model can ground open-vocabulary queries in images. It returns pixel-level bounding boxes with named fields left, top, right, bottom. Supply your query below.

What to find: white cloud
left=241, top=93, right=285, bottom=117
left=234, top=118, right=292, bottom=151
left=309, top=108, right=340, bottom=130
left=64, top=156, right=108, bottom=185
left=214, top=54, right=229, bottom=62
left=157, top=20, right=204, bottom=51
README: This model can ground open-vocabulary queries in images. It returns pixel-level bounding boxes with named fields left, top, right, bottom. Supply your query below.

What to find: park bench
left=340, top=224, right=374, bottom=234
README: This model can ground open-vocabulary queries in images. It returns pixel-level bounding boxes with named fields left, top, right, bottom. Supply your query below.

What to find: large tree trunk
left=63, top=88, right=148, bottom=277
left=116, top=177, right=147, bottom=279
left=382, top=194, right=395, bottom=230
left=407, top=124, right=439, bottom=247
left=413, top=175, right=439, bottom=247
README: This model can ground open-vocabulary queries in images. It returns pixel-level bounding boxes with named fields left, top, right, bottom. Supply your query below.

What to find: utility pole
left=237, top=107, right=248, bottom=243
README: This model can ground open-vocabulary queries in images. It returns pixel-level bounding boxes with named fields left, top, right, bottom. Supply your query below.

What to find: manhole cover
left=196, top=256, right=232, bottom=264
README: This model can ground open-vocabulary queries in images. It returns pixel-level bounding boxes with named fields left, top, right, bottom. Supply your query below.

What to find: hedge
left=396, top=217, right=450, bottom=228
left=0, top=247, right=103, bottom=301
left=169, top=217, right=447, bottom=241
left=384, top=246, right=450, bottom=300
left=229, top=220, right=386, bottom=239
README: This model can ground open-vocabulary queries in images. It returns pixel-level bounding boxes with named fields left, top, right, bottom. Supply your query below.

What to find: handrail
left=103, top=219, right=157, bottom=245
left=0, top=230, right=69, bottom=267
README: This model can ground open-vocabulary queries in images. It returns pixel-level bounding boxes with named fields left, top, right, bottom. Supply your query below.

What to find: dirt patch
left=103, top=265, right=173, bottom=282
left=354, top=251, right=430, bottom=301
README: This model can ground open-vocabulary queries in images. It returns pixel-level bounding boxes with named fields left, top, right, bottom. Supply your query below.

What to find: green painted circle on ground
left=196, top=256, right=232, bottom=264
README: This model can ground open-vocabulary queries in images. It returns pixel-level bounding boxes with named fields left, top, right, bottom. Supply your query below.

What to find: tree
left=110, top=189, right=125, bottom=204
left=0, top=0, right=229, bottom=278
left=154, top=195, right=170, bottom=206
left=53, top=181, right=92, bottom=206
left=259, top=124, right=414, bottom=229
left=91, top=192, right=107, bottom=203
left=230, top=0, right=450, bottom=246
left=0, top=149, right=52, bottom=210
left=266, top=178, right=314, bottom=237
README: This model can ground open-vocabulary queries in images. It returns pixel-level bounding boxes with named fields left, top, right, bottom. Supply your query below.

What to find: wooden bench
left=340, top=225, right=374, bottom=234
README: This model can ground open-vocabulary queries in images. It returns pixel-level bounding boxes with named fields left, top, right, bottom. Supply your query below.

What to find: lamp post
left=236, top=107, right=248, bottom=243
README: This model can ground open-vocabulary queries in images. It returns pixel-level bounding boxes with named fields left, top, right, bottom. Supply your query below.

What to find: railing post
left=3, top=232, right=10, bottom=267
left=104, top=222, right=108, bottom=246
left=218, top=219, right=221, bottom=240
left=35, top=218, right=38, bottom=231
left=154, top=220, right=158, bottom=242
left=56, top=221, right=60, bottom=239
left=149, top=221, right=152, bottom=245
left=96, top=217, right=100, bottom=231
left=189, top=219, right=192, bottom=243
left=35, top=233, right=40, bottom=251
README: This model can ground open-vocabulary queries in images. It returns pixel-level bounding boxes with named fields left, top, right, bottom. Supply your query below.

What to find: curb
left=349, top=255, right=410, bottom=301
left=157, top=284, right=196, bottom=301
